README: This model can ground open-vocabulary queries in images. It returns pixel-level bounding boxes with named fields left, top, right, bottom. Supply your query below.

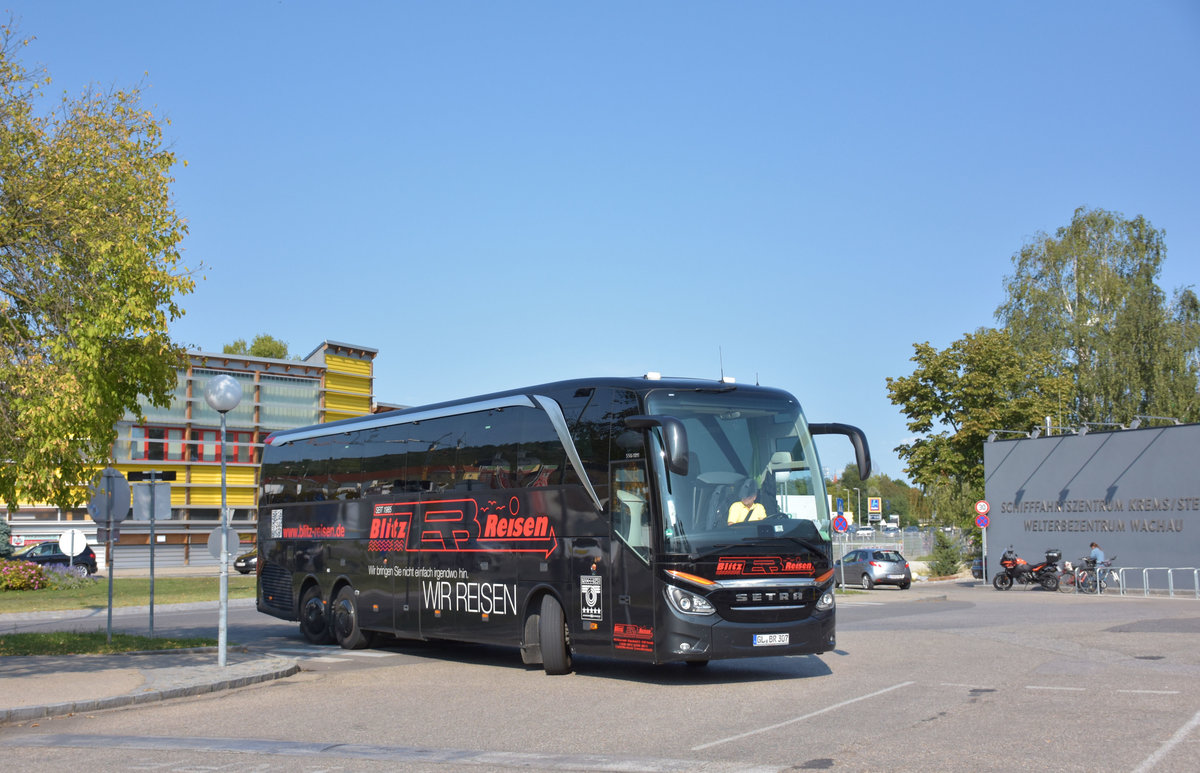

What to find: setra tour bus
left=255, top=374, right=869, bottom=673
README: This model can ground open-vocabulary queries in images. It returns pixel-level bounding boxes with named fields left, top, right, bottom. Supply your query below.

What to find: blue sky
left=13, top=2, right=1199, bottom=483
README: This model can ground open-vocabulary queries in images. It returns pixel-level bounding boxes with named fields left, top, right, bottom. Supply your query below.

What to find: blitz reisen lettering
left=482, top=513, right=548, bottom=539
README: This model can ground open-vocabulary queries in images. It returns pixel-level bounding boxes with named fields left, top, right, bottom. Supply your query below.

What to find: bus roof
left=264, top=374, right=781, bottom=447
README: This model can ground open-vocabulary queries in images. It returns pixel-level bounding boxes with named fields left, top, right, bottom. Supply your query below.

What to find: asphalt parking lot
left=1, top=579, right=1198, bottom=772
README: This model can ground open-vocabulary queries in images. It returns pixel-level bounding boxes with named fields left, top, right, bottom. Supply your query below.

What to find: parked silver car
left=836, top=548, right=911, bottom=590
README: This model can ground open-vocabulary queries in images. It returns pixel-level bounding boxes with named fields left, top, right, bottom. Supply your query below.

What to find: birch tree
left=0, top=25, right=194, bottom=511
left=997, top=207, right=1199, bottom=425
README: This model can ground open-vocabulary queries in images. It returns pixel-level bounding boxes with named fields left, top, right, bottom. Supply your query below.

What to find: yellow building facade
left=6, top=341, right=378, bottom=561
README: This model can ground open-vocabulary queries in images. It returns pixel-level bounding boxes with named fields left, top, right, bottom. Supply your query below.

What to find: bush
left=40, top=563, right=97, bottom=590
left=0, top=561, right=97, bottom=591
left=0, top=518, right=12, bottom=559
left=0, top=560, right=50, bottom=591
left=929, top=531, right=964, bottom=577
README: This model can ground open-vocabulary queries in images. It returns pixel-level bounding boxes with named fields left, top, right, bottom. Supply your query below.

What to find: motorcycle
left=992, top=546, right=1061, bottom=591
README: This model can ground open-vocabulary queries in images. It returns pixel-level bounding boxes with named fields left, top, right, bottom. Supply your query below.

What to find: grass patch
left=0, top=575, right=257, bottom=615
left=0, top=631, right=217, bottom=656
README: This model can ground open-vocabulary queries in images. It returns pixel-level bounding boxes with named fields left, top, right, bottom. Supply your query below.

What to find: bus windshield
left=645, top=387, right=830, bottom=556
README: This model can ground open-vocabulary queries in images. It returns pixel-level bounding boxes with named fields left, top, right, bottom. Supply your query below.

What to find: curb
left=0, top=658, right=300, bottom=726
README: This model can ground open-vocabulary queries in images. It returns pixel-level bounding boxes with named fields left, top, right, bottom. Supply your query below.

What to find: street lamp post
left=853, top=487, right=861, bottom=528
left=204, top=374, right=243, bottom=667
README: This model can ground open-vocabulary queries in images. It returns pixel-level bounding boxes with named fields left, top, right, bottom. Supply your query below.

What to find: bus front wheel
left=332, top=586, right=370, bottom=650
left=539, top=595, right=572, bottom=675
left=299, top=585, right=333, bottom=645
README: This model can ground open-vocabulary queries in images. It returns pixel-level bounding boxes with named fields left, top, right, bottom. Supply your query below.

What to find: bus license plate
left=753, top=633, right=789, bottom=647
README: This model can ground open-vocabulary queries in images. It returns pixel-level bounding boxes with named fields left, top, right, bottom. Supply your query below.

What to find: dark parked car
left=836, top=548, right=911, bottom=590
left=234, top=547, right=257, bottom=574
left=10, top=540, right=98, bottom=576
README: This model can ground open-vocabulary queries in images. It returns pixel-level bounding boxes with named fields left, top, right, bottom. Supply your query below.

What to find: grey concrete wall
left=983, top=424, right=1200, bottom=588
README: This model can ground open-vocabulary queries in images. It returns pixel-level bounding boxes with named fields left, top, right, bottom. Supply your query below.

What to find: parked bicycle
left=1058, top=556, right=1118, bottom=594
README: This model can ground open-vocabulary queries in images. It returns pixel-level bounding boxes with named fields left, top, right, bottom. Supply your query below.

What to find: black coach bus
left=255, top=375, right=869, bottom=673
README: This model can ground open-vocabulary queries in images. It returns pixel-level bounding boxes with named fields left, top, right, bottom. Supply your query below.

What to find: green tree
left=826, top=464, right=923, bottom=527
left=997, top=206, right=1200, bottom=426
left=0, top=26, right=193, bottom=512
left=0, top=517, right=12, bottom=558
left=886, top=329, right=1070, bottom=526
left=223, top=334, right=291, bottom=360
left=928, top=530, right=963, bottom=577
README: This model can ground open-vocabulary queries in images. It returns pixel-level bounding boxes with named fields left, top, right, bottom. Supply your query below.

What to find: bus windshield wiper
left=688, top=544, right=736, bottom=562
left=735, top=533, right=827, bottom=555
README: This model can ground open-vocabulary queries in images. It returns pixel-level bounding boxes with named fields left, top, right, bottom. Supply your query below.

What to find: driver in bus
left=728, top=478, right=767, bottom=525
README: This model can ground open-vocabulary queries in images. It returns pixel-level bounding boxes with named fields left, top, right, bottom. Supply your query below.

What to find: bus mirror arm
left=809, top=422, right=872, bottom=480
left=624, top=415, right=689, bottom=476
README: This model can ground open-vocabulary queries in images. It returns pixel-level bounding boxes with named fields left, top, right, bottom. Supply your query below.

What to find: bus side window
left=361, top=425, right=408, bottom=497
left=518, top=407, right=562, bottom=488
left=561, top=388, right=613, bottom=506
left=612, top=459, right=650, bottom=558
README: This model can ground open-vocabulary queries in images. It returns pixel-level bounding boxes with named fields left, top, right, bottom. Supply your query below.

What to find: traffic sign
left=57, top=529, right=89, bottom=557
left=975, top=513, right=990, bottom=529
left=208, top=527, right=244, bottom=560
left=974, top=499, right=990, bottom=516
left=133, top=481, right=172, bottom=521
left=87, top=468, right=130, bottom=525
left=833, top=515, right=849, bottom=532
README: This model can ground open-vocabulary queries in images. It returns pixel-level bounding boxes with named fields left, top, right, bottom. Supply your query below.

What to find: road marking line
left=0, top=733, right=788, bottom=771
left=1025, top=685, right=1086, bottom=691
left=941, top=682, right=996, bottom=690
left=1131, top=706, right=1200, bottom=773
left=1117, top=690, right=1180, bottom=695
left=691, top=681, right=914, bottom=751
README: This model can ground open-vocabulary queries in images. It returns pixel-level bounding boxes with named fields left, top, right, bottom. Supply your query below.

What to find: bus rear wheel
left=539, top=595, right=572, bottom=675
left=299, top=585, right=333, bottom=645
left=332, top=586, right=370, bottom=650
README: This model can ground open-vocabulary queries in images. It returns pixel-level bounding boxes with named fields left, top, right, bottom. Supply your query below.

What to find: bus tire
left=299, top=585, right=333, bottom=645
left=332, top=586, right=370, bottom=650
left=521, top=610, right=542, bottom=666
left=539, top=595, right=572, bottom=675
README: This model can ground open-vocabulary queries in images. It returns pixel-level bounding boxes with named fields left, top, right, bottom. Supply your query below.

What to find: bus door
left=361, top=499, right=416, bottom=635
left=608, top=459, right=657, bottom=661
left=413, top=493, right=522, bottom=643
left=412, top=495, right=470, bottom=639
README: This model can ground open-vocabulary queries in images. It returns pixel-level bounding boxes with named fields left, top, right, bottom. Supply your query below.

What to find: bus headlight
left=664, top=585, right=716, bottom=616
left=815, top=590, right=835, bottom=611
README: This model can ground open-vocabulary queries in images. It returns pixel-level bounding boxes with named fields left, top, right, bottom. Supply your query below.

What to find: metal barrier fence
left=833, top=531, right=935, bottom=560
left=1115, top=567, right=1200, bottom=599
left=1060, top=565, right=1200, bottom=599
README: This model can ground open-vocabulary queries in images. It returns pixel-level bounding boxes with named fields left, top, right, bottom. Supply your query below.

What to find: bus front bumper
left=660, top=608, right=836, bottom=662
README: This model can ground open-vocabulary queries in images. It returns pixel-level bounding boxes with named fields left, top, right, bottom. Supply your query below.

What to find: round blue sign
left=833, top=516, right=849, bottom=532
left=975, top=513, right=989, bottom=529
